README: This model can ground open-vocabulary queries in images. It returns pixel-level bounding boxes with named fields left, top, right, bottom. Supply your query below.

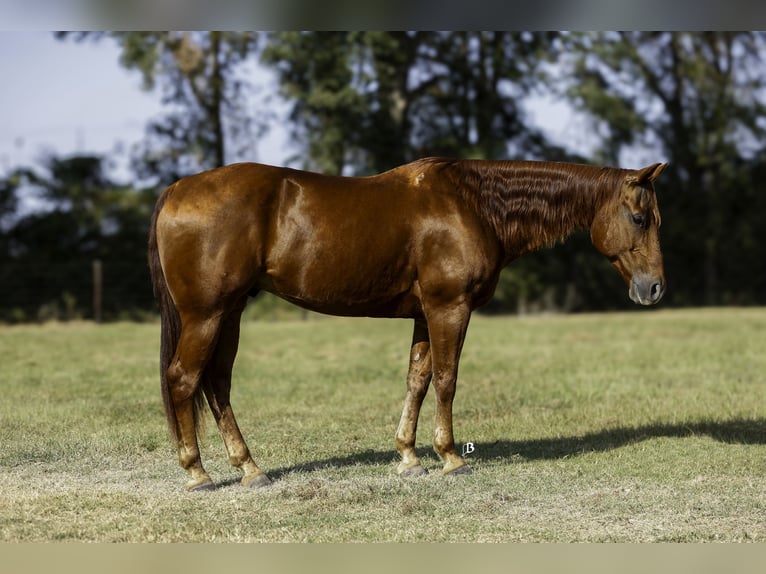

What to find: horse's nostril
left=650, top=282, right=664, bottom=301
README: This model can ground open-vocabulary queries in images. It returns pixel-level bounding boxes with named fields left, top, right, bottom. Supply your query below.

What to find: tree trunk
left=209, top=31, right=225, bottom=168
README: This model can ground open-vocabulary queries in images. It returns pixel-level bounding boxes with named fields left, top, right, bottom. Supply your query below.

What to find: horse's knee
left=432, top=375, right=456, bottom=403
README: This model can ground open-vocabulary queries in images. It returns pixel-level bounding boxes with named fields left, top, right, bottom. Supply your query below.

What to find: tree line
left=2, top=31, right=766, bottom=322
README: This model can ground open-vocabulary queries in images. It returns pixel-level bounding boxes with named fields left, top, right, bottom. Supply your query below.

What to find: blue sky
left=0, top=31, right=292, bottom=182
left=0, top=32, right=164, bottom=178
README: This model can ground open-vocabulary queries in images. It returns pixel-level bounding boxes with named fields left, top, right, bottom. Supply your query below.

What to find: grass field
left=1, top=307, right=765, bottom=542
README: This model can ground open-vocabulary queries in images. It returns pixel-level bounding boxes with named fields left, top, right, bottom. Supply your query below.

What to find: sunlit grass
left=1, top=308, right=765, bottom=541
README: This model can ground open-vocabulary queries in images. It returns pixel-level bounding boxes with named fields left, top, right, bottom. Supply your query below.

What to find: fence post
left=92, top=259, right=102, bottom=323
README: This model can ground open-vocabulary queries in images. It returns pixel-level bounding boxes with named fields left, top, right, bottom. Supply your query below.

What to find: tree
left=58, top=32, right=261, bottom=184
left=560, top=31, right=766, bottom=306
left=260, top=32, right=366, bottom=174
left=262, top=32, right=575, bottom=176
left=0, top=155, right=157, bottom=321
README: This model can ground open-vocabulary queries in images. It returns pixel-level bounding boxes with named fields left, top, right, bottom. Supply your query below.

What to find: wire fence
left=0, top=258, right=154, bottom=323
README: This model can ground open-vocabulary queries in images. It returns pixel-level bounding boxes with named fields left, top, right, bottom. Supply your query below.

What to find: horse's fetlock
left=228, top=452, right=249, bottom=469
left=178, top=450, right=200, bottom=471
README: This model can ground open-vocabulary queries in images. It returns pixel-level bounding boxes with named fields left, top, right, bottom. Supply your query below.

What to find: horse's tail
left=148, top=184, right=184, bottom=442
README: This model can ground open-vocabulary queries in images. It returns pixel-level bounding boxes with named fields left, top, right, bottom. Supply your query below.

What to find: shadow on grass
left=473, top=417, right=766, bottom=462
left=261, top=417, right=766, bottom=481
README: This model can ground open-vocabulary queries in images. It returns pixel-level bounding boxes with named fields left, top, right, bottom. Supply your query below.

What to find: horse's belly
left=260, top=249, right=421, bottom=318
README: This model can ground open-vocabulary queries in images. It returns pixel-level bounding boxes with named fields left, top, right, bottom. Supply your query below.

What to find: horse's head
left=591, top=163, right=668, bottom=306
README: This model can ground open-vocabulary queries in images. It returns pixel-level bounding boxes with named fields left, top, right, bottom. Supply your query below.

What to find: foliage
left=59, top=32, right=262, bottom=185
left=260, top=32, right=367, bottom=174
left=4, top=32, right=766, bottom=321
left=0, top=156, right=156, bottom=322
left=122, top=31, right=264, bottom=184
left=560, top=31, right=766, bottom=306
left=261, top=32, right=579, bottom=175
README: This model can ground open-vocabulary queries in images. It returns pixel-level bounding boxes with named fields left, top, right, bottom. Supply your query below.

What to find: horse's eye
left=631, top=213, right=646, bottom=227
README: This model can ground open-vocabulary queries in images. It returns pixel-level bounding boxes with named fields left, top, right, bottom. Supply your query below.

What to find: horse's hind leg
left=167, top=313, right=223, bottom=491
left=202, top=296, right=271, bottom=489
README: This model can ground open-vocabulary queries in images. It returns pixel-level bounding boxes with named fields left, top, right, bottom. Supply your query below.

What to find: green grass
left=1, top=308, right=765, bottom=542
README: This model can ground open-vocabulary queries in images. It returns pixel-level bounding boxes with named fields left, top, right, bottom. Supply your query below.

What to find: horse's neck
left=448, top=160, right=621, bottom=259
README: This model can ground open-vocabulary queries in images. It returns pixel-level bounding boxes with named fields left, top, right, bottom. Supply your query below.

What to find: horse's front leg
left=425, top=301, right=472, bottom=475
left=395, top=318, right=432, bottom=477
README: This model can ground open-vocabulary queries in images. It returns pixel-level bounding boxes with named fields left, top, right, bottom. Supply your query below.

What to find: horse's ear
left=628, top=163, right=668, bottom=185
left=648, top=163, right=668, bottom=182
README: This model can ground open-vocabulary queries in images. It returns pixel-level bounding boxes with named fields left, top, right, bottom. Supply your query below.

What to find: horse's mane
left=420, top=158, right=629, bottom=257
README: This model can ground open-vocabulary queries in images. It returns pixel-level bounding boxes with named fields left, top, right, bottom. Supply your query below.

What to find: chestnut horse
left=148, top=157, right=667, bottom=491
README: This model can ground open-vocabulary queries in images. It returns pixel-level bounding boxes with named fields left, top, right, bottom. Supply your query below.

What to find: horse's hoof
left=398, top=464, right=428, bottom=478
left=444, top=464, right=473, bottom=477
left=186, top=478, right=216, bottom=492
left=242, top=472, right=272, bottom=489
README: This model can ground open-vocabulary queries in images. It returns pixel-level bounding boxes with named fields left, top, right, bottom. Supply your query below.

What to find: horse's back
left=159, top=161, right=422, bottom=220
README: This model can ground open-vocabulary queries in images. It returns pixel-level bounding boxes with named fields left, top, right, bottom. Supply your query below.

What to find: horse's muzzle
left=629, top=274, right=665, bottom=306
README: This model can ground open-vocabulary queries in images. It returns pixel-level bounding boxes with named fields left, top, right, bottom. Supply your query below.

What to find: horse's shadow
left=216, top=417, right=766, bottom=487
left=272, top=417, right=766, bottom=480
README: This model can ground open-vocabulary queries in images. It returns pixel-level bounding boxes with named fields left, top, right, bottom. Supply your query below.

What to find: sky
left=0, top=31, right=292, bottom=183
left=0, top=31, right=602, bottom=187
left=0, top=32, right=160, bottom=179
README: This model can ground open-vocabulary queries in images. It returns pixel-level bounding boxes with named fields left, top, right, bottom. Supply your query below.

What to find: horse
left=147, top=157, right=668, bottom=491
